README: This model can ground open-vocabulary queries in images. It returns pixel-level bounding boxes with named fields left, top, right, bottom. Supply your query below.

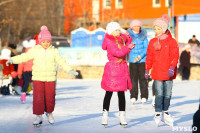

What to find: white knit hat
left=0, top=49, right=11, bottom=60
left=106, top=22, right=121, bottom=35
left=22, top=39, right=36, bottom=48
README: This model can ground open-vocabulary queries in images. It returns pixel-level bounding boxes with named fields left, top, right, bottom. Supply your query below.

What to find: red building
left=64, top=0, right=200, bottom=34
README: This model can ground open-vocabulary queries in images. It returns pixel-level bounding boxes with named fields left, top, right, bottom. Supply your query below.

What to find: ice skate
left=154, top=113, right=162, bottom=126
left=102, top=109, right=108, bottom=127
left=20, top=92, right=26, bottom=103
left=130, top=98, right=136, bottom=104
left=163, top=111, right=174, bottom=127
left=141, top=98, right=147, bottom=104
left=33, top=115, right=42, bottom=127
left=46, top=112, right=54, bottom=124
left=119, top=111, right=127, bottom=128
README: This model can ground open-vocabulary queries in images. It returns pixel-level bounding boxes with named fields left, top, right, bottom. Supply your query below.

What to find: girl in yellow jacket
left=6, top=26, right=78, bottom=126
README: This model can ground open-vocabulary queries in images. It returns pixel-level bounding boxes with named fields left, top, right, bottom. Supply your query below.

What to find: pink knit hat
left=153, top=14, right=170, bottom=33
left=130, top=19, right=142, bottom=28
left=38, top=25, right=52, bottom=44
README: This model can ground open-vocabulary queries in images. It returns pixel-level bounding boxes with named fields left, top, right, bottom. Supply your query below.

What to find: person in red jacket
left=0, top=49, right=15, bottom=78
left=145, top=14, right=179, bottom=127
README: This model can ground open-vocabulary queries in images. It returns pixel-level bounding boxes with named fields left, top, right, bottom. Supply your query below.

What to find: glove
left=69, top=70, right=79, bottom=76
left=128, top=43, right=135, bottom=49
left=167, top=66, right=175, bottom=77
left=134, top=55, right=142, bottom=62
left=6, top=59, right=13, bottom=66
left=145, top=70, right=150, bottom=79
left=145, top=70, right=149, bottom=79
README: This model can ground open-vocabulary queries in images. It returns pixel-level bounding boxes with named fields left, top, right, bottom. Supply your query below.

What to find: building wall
left=64, top=0, right=200, bottom=33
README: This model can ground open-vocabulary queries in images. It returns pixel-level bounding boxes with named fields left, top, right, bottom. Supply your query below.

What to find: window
left=165, top=0, right=169, bottom=7
left=116, top=0, right=123, bottom=8
left=153, top=0, right=161, bottom=8
left=104, top=0, right=111, bottom=9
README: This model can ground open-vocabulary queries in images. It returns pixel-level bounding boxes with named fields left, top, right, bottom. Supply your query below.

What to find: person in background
left=101, top=22, right=135, bottom=127
left=6, top=25, right=78, bottom=126
left=18, top=39, right=35, bottom=103
left=179, top=44, right=191, bottom=80
left=188, top=35, right=200, bottom=46
left=127, top=19, right=149, bottom=104
left=145, top=14, right=179, bottom=127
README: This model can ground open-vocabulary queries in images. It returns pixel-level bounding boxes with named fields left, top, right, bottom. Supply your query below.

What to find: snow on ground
left=0, top=80, right=199, bottom=133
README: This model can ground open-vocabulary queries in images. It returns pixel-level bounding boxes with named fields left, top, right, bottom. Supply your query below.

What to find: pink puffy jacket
left=101, top=33, right=133, bottom=92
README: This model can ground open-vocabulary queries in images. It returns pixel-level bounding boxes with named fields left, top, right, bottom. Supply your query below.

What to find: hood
left=102, top=33, right=127, bottom=50
left=127, top=27, right=147, bottom=41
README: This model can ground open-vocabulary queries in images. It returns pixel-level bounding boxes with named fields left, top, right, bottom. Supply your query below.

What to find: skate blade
left=33, top=121, right=43, bottom=127
left=120, top=123, right=127, bottom=128
left=164, top=121, right=174, bottom=127
left=102, top=124, right=107, bottom=127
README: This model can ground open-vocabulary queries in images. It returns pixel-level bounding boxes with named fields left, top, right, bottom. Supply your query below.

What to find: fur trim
left=127, top=27, right=147, bottom=41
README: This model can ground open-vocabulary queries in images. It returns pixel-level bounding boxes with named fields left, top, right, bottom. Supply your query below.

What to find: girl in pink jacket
left=18, top=39, right=35, bottom=103
left=101, top=22, right=135, bottom=127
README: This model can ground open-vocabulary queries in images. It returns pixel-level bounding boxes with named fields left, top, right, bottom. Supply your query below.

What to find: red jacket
left=145, top=32, right=179, bottom=81
left=0, top=59, right=15, bottom=76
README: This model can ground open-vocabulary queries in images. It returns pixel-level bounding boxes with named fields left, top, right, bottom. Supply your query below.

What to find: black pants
left=103, top=91, right=125, bottom=111
left=22, top=71, right=32, bottom=93
left=182, top=67, right=190, bottom=80
left=129, top=63, right=148, bottom=100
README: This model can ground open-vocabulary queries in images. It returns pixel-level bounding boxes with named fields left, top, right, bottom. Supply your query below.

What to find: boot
left=119, top=111, right=127, bottom=126
left=33, top=115, right=42, bottom=125
left=163, top=111, right=174, bottom=127
left=141, top=98, right=147, bottom=104
left=130, top=98, right=136, bottom=104
left=102, top=109, right=108, bottom=126
left=154, top=112, right=162, bottom=126
left=20, top=92, right=26, bottom=103
left=46, top=113, right=54, bottom=124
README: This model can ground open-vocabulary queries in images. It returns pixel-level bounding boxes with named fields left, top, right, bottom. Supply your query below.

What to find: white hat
left=22, top=39, right=36, bottom=48
left=106, top=22, right=121, bottom=35
left=0, top=49, right=11, bottom=60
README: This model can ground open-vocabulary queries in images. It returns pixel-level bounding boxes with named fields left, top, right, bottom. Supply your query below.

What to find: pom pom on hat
left=41, top=25, right=48, bottom=31
left=38, top=25, right=52, bottom=44
left=106, top=22, right=121, bottom=35
left=130, top=19, right=142, bottom=28
left=153, top=14, right=170, bottom=33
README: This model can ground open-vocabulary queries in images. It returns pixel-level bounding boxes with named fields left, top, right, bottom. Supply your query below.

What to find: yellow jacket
left=11, top=45, right=73, bottom=81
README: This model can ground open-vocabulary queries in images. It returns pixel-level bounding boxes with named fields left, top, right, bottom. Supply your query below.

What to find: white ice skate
left=141, top=98, right=147, bottom=104
left=152, top=96, right=155, bottom=107
left=102, top=109, right=108, bottom=127
left=154, top=113, right=162, bottom=126
left=46, top=113, right=54, bottom=124
left=130, top=98, right=136, bottom=104
left=33, top=115, right=42, bottom=126
left=163, top=112, right=174, bottom=127
left=119, top=111, right=128, bottom=128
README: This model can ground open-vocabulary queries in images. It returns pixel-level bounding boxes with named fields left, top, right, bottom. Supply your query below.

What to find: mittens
left=69, top=70, right=79, bottom=76
left=128, top=43, right=135, bottom=49
left=6, top=59, right=13, bottom=66
left=134, top=55, right=142, bottom=62
left=167, top=66, right=175, bottom=77
left=145, top=70, right=150, bottom=79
